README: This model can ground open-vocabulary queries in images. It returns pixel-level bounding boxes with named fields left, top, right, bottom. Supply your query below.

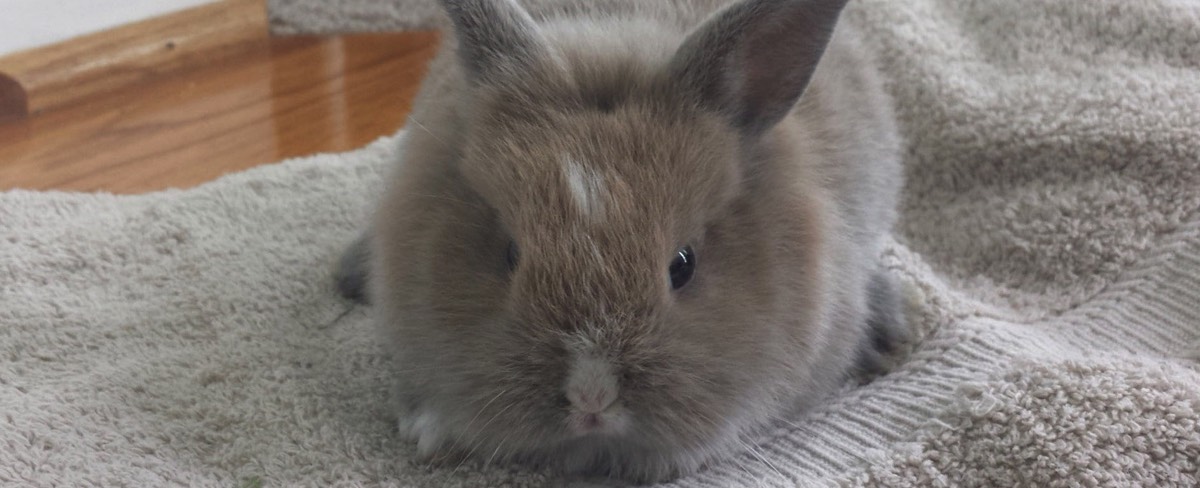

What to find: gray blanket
left=4, top=0, right=1199, bottom=486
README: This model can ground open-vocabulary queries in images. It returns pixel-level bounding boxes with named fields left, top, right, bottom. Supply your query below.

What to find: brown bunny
left=336, top=0, right=906, bottom=482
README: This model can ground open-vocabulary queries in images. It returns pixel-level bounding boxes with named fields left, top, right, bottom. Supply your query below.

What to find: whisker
left=383, top=365, right=483, bottom=375
left=448, top=398, right=521, bottom=478
left=484, top=432, right=512, bottom=468
left=450, top=387, right=511, bottom=451
left=767, top=414, right=804, bottom=431
left=407, top=117, right=452, bottom=150
left=738, top=438, right=787, bottom=483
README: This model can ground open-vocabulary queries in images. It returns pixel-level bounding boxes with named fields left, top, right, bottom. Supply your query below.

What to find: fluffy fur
left=341, top=0, right=905, bottom=482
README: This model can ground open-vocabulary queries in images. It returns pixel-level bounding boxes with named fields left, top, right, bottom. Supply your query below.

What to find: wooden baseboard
left=0, top=0, right=266, bottom=118
left=0, top=72, right=26, bottom=121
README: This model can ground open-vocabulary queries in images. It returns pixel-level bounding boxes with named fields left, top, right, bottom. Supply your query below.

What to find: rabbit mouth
left=565, top=403, right=630, bottom=438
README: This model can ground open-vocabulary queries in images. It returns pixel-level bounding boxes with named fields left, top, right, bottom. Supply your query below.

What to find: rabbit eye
left=669, top=246, right=695, bottom=290
left=506, top=241, right=519, bottom=271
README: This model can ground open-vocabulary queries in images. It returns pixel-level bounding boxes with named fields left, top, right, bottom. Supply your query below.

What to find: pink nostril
left=564, top=353, right=620, bottom=418
left=566, top=386, right=616, bottom=414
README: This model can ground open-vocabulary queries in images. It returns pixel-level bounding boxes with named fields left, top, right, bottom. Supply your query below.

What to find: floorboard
left=0, top=31, right=438, bottom=193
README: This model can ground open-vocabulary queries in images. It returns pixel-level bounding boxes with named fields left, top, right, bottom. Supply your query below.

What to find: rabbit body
left=342, top=0, right=905, bottom=482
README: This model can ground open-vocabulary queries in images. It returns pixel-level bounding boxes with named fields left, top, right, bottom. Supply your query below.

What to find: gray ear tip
left=670, top=0, right=850, bottom=136
left=437, top=0, right=544, bottom=83
left=438, top=0, right=489, bottom=19
left=438, top=0, right=474, bottom=17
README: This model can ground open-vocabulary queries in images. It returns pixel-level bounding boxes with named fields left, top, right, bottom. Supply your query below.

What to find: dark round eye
left=669, top=245, right=696, bottom=290
left=506, top=241, right=519, bottom=271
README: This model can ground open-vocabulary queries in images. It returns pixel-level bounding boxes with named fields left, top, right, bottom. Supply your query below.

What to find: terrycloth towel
left=5, top=0, right=1200, bottom=486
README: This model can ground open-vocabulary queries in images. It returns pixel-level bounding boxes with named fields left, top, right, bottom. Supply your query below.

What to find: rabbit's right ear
left=439, top=0, right=549, bottom=84
left=668, top=0, right=849, bottom=137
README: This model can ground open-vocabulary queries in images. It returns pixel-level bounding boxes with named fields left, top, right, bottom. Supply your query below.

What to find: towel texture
left=5, top=0, right=1200, bottom=486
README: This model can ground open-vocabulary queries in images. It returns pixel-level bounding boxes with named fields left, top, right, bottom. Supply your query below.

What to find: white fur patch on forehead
left=562, top=155, right=607, bottom=222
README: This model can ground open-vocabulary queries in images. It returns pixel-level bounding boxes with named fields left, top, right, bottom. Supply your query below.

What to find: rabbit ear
left=669, top=0, right=849, bottom=136
left=440, top=0, right=548, bottom=83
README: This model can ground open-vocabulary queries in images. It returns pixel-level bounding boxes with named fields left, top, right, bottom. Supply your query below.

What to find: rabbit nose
left=564, top=353, right=619, bottom=414
left=566, top=385, right=617, bottom=414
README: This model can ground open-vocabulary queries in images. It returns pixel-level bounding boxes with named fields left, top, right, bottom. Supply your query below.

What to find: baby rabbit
left=336, top=0, right=905, bottom=482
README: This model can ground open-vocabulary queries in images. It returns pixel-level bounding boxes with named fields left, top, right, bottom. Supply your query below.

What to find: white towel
left=5, top=0, right=1200, bottom=485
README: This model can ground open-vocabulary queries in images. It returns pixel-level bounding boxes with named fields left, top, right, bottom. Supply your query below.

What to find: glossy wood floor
left=0, top=32, right=439, bottom=193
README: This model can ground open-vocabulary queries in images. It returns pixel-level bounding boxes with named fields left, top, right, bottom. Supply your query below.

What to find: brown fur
left=346, top=0, right=904, bottom=482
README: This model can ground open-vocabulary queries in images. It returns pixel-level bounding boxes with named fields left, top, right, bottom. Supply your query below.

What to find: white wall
left=0, top=0, right=217, bottom=56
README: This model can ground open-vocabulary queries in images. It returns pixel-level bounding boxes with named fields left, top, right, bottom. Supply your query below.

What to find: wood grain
left=0, top=72, right=25, bottom=121
left=0, top=32, right=440, bottom=193
left=0, top=0, right=268, bottom=117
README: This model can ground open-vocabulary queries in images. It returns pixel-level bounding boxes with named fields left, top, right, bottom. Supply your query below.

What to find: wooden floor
left=0, top=30, right=439, bottom=193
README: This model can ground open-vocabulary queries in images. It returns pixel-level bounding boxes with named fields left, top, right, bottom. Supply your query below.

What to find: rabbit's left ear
left=669, top=0, right=850, bottom=137
left=439, top=0, right=550, bottom=84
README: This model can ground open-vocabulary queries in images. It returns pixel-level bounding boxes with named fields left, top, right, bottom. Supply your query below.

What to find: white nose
left=567, top=384, right=617, bottom=414
left=564, top=354, right=619, bottom=414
